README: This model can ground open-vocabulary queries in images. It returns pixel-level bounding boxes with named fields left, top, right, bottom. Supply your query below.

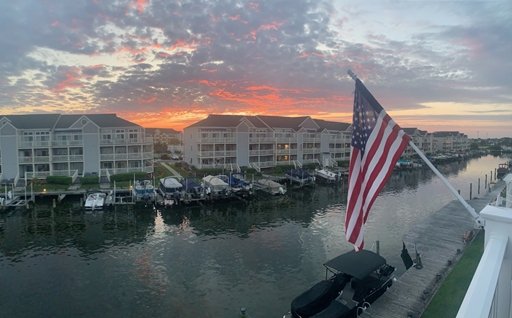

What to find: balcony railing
left=249, top=137, right=275, bottom=143
left=200, top=137, right=237, bottom=143
left=25, top=171, right=51, bottom=179
left=51, top=140, right=83, bottom=147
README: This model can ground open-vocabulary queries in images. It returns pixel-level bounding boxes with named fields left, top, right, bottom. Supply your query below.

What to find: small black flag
left=401, top=241, right=414, bottom=270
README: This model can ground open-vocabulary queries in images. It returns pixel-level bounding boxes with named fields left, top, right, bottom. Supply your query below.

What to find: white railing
left=457, top=206, right=511, bottom=318
left=457, top=174, right=512, bottom=318
left=25, top=171, right=51, bottom=179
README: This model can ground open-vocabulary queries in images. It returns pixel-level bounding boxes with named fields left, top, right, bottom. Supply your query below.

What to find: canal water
left=0, top=154, right=509, bottom=318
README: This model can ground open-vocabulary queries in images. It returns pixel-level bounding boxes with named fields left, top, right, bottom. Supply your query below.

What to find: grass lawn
left=422, top=231, right=484, bottom=318
left=30, top=184, right=71, bottom=192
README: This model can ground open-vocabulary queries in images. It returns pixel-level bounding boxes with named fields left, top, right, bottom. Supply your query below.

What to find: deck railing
left=457, top=174, right=512, bottom=318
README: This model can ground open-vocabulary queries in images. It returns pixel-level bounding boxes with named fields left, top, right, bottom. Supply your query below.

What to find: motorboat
left=497, top=163, right=509, bottom=179
left=158, top=177, right=183, bottom=201
left=217, top=173, right=252, bottom=195
left=84, top=192, right=106, bottom=211
left=286, top=169, right=315, bottom=186
left=254, top=178, right=286, bottom=195
left=132, top=180, right=156, bottom=203
left=314, top=168, right=343, bottom=184
left=180, top=178, right=205, bottom=200
left=202, top=175, right=231, bottom=198
left=284, top=250, right=395, bottom=318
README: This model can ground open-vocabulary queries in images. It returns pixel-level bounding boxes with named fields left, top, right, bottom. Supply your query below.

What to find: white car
left=171, top=155, right=179, bottom=160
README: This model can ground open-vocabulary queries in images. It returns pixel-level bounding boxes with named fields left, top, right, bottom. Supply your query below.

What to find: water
left=0, top=155, right=509, bottom=318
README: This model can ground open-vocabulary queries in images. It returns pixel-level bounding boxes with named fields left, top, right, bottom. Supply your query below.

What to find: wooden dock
left=360, top=180, right=507, bottom=318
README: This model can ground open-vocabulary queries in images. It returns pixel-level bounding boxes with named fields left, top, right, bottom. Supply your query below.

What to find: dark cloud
left=0, top=0, right=510, bottom=136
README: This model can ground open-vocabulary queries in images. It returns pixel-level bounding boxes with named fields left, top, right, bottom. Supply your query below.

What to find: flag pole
left=346, top=69, right=484, bottom=227
left=407, top=140, right=483, bottom=226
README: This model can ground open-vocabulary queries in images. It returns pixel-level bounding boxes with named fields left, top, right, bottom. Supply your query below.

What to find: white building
left=0, top=114, right=154, bottom=185
left=183, top=114, right=352, bottom=170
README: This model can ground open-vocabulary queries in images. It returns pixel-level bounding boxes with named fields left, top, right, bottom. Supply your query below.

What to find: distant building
left=183, top=114, right=351, bottom=170
left=145, top=128, right=183, bottom=145
left=432, top=131, right=470, bottom=153
left=0, top=114, right=154, bottom=185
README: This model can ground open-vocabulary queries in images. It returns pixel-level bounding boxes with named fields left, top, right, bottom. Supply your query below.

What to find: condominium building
left=183, top=114, right=351, bottom=170
left=432, top=131, right=470, bottom=153
left=0, top=114, right=154, bottom=185
left=145, top=128, right=183, bottom=145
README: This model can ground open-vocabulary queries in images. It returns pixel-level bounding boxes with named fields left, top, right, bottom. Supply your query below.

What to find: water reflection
left=0, top=154, right=510, bottom=318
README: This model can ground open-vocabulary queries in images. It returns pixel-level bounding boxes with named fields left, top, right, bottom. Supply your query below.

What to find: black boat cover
left=323, top=250, right=386, bottom=280
left=310, top=300, right=350, bottom=318
left=291, top=274, right=350, bottom=318
left=286, top=169, right=312, bottom=178
left=180, top=178, right=201, bottom=190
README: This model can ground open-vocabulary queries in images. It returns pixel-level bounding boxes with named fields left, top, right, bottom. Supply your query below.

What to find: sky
left=0, top=0, right=511, bottom=138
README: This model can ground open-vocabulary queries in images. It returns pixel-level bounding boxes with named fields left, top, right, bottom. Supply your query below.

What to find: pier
left=360, top=180, right=507, bottom=317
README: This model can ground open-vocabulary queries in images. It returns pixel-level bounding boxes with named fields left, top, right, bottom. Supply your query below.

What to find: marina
left=0, top=154, right=510, bottom=318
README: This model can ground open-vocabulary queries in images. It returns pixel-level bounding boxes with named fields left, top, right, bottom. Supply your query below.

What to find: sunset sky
left=0, top=0, right=511, bottom=138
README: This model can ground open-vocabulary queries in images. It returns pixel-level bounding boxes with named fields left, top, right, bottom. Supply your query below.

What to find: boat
left=158, top=177, right=183, bottom=202
left=179, top=177, right=206, bottom=200
left=286, top=169, right=315, bottom=187
left=497, top=163, right=509, bottom=179
left=132, top=180, right=156, bottom=203
left=314, top=168, right=343, bottom=184
left=254, top=178, right=286, bottom=195
left=84, top=192, right=107, bottom=211
left=217, top=173, right=252, bottom=196
left=284, top=250, right=395, bottom=318
left=202, top=175, right=231, bottom=198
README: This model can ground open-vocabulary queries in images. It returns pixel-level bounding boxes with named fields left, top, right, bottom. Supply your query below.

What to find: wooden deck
left=360, top=180, right=507, bottom=318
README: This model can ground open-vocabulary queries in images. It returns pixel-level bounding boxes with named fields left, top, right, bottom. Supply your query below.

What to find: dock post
left=470, top=183, right=472, bottom=200
left=478, top=178, right=480, bottom=194
left=53, top=199, right=56, bottom=208
left=376, top=240, right=380, bottom=255
left=80, top=198, right=83, bottom=206
left=490, top=171, right=493, bottom=182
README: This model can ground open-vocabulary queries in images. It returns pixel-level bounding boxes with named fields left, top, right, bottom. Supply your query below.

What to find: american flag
left=345, top=79, right=411, bottom=251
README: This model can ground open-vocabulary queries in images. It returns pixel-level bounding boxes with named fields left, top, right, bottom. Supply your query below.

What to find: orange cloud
left=51, top=21, right=59, bottom=26
left=248, top=2, right=260, bottom=12
left=138, top=97, right=157, bottom=104
left=51, top=68, right=84, bottom=92
left=131, top=0, right=148, bottom=12
left=201, top=68, right=217, bottom=73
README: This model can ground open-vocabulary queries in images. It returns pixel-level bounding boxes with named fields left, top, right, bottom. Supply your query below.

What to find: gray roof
left=186, top=114, right=247, bottom=128
left=403, top=128, right=418, bottom=135
left=314, top=119, right=351, bottom=132
left=185, top=114, right=352, bottom=132
left=0, top=114, right=140, bottom=130
left=433, top=131, right=461, bottom=137
left=0, top=114, right=61, bottom=129
left=257, top=115, right=310, bottom=130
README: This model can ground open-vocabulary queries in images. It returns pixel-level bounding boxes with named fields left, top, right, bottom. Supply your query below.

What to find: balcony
left=51, top=155, right=69, bottom=162
left=303, top=148, right=320, bottom=154
left=51, top=140, right=83, bottom=147
left=127, top=153, right=142, bottom=159
left=33, top=156, right=50, bottom=163
left=276, top=149, right=297, bottom=155
left=200, top=137, right=236, bottom=143
left=249, top=137, right=274, bottom=143
left=25, top=171, right=51, bottom=179
left=69, top=155, right=83, bottom=161
left=199, top=151, right=214, bottom=157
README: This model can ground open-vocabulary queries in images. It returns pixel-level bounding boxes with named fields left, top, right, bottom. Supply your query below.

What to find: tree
left=470, top=142, right=479, bottom=150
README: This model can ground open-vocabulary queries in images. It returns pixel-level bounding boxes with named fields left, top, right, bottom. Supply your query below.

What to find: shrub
left=110, top=172, right=148, bottom=182
left=175, top=161, right=182, bottom=168
left=81, top=176, right=99, bottom=184
left=46, top=176, right=72, bottom=185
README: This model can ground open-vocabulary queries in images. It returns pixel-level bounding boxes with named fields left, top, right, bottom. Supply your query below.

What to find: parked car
left=171, top=154, right=179, bottom=160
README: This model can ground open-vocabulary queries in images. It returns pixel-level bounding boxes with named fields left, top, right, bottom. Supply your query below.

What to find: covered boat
left=217, top=173, right=252, bottom=195
left=203, top=175, right=231, bottom=197
left=255, top=178, right=286, bottom=195
left=158, top=177, right=183, bottom=201
left=286, top=169, right=315, bottom=186
left=284, top=250, right=395, bottom=318
left=180, top=178, right=205, bottom=199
